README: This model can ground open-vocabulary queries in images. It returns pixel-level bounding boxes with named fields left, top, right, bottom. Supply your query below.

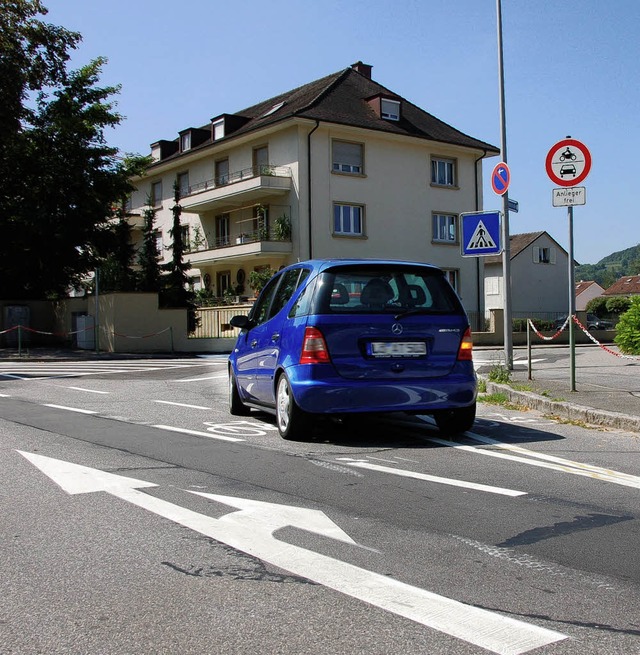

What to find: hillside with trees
left=575, top=244, right=640, bottom=288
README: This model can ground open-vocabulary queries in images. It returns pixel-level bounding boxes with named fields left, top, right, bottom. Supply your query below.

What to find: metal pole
left=95, top=268, right=100, bottom=355
left=568, top=204, right=576, bottom=391
left=497, top=0, right=513, bottom=369
left=527, top=320, right=532, bottom=380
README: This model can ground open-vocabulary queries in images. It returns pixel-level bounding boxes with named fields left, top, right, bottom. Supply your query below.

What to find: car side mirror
left=230, top=314, right=253, bottom=330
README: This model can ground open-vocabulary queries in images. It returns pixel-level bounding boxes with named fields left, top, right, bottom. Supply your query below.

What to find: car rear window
left=318, top=266, right=462, bottom=314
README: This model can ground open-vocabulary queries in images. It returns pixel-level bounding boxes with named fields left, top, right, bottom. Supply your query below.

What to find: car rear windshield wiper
left=394, top=308, right=433, bottom=320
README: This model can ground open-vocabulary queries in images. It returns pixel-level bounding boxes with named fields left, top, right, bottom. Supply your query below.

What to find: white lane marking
left=153, top=400, right=212, bottom=410
left=43, top=404, right=98, bottom=415
left=176, top=374, right=228, bottom=382
left=336, top=458, right=525, bottom=497
left=152, top=424, right=245, bottom=443
left=430, top=433, right=640, bottom=490
left=470, top=433, right=640, bottom=488
left=66, top=386, right=109, bottom=394
left=0, top=393, right=11, bottom=397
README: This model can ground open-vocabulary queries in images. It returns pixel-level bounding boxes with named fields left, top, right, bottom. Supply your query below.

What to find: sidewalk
left=476, top=344, right=640, bottom=434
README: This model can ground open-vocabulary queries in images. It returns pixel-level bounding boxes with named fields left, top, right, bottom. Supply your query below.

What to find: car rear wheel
left=434, top=402, right=476, bottom=435
left=276, top=374, right=312, bottom=440
left=229, top=370, right=251, bottom=416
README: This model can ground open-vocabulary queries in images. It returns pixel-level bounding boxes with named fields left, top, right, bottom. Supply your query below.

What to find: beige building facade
left=128, top=62, right=499, bottom=316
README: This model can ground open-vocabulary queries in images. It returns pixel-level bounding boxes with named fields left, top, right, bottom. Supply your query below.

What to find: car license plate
left=370, top=341, right=426, bottom=357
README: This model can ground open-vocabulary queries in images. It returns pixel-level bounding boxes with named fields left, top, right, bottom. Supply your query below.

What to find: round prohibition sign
left=491, top=162, right=510, bottom=196
left=546, top=138, right=591, bottom=187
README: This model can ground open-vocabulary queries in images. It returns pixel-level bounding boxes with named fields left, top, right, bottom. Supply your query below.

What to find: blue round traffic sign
left=491, top=162, right=510, bottom=196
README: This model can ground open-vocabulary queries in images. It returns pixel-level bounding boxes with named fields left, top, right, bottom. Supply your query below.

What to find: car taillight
left=300, top=326, right=330, bottom=364
left=457, top=327, right=473, bottom=361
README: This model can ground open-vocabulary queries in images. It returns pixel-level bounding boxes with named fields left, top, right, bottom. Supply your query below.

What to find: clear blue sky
left=45, top=0, right=639, bottom=265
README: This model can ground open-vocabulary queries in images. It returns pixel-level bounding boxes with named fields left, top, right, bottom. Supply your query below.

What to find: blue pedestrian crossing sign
left=461, top=211, right=502, bottom=257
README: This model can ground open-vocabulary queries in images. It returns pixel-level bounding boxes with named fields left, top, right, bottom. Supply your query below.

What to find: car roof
left=289, top=258, right=445, bottom=273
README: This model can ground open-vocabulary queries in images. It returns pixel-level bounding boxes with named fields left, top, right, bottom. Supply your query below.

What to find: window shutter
left=550, top=247, right=556, bottom=264
left=533, top=247, right=540, bottom=263
left=333, top=141, right=362, bottom=167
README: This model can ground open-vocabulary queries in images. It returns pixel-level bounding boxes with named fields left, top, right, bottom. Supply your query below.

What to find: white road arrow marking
left=18, top=451, right=566, bottom=655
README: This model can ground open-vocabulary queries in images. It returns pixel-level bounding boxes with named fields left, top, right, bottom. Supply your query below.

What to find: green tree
left=137, top=197, right=162, bottom=293
left=0, top=2, right=140, bottom=298
left=162, top=180, right=197, bottom=330
left=614, top=297, right=640, bottom=355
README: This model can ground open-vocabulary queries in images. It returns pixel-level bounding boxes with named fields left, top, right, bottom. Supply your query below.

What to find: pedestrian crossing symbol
left=467, top=220, right=496, bottom=250
left=460, top=211, right=502, bottom=257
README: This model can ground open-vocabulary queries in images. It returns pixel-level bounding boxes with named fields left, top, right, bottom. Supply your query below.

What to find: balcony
left=185, top=226, right=292, bottom=266
left=181, top=164, right=292, bottom=214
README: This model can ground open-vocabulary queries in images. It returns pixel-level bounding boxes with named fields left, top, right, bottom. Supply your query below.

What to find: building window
left=215, top=159, right=229, bottom=186
left=431, top=157, right=456, bottom=187
left=216, top=214, right=230, bottom=247
left=443, top=269, right=459, bottom=292
left=213, top=119, right=225, bottom=140
left=151, top=181, right=163, bottom=208
left=534, top=246, right=555, bottom=264
left=333, top=203, right=363, bottom=236
left=181, top=225, right=190, bottom=252
left=153, top=230, right=163, bottom=257
left=332, top=141, right=363, bottom=174
left=180, top=132, right=191, bottom=152
left=253, top=146, right=269, bottom=174
left=432, top=213, right=458, bottom=244
left=381, top=98, right=400, bottom=121
left=177, top=172, right=189, bottom=199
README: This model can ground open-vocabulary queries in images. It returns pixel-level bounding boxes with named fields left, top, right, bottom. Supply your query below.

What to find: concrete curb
left=483, top=380, right=640, bottom=435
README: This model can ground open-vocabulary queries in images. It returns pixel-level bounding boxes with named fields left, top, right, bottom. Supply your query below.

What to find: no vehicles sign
left=546, top=139, right=591, bottom=187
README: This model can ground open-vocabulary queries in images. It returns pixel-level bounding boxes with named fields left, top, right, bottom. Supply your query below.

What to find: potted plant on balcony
left=248, top=267, right=275, bottom=296
left=273, top=213, right=291, bottom=241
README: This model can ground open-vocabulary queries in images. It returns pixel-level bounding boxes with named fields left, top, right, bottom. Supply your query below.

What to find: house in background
left=483, top=231, right=570, bottom=317
left=575, top=280, right=605, bottom=310
left=602, top=275, right=640, bottom=298
left=128, top=61, right=499, bottom=315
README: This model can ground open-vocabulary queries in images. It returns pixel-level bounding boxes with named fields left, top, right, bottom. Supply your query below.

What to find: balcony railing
left=183, top=164, right=291, bottom=198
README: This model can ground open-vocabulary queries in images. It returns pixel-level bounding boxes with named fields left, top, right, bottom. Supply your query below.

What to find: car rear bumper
left=284, top=363, right=477, bottom=415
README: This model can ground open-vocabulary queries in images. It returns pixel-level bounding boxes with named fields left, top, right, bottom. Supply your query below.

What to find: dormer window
left=213, top=118, right=225, bottom=141
left=180, top=132, right=191, bottom=152
left=381, top=98, right=400, bottom=121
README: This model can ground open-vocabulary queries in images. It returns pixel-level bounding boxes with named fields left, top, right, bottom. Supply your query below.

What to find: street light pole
left=497, top=0, right=513, bottom=369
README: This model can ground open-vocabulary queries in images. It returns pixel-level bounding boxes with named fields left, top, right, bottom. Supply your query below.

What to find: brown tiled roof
left=483, top=231, right=548, bottom=264
left=602, top=275, right=640, bottom=296
left=151, top=64, right=499, bottom=166
left=576, top=280, right=602, bottom=296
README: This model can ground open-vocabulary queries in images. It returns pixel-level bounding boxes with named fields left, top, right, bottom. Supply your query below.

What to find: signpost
left=547, top=137, right=591, bottom=391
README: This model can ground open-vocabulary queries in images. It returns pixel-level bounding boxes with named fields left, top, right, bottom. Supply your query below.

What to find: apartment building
left=128, top=61, right=499, bottom=312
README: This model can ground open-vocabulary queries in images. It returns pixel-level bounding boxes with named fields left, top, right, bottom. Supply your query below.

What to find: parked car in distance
left=553, top=314, right=614, bottom=331
left=586, top=313, right=614, bottom=330
left=228, top=259, right=477, bottom=440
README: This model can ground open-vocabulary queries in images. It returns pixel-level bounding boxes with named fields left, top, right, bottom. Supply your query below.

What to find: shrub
left=614, top=297, right=640, bottom=354
left=585, top=296, right=608, bottom=316
left=605, top=295, right=632, bottom=315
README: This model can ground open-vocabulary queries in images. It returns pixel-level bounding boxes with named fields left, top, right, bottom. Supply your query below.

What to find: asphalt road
left=1, top=356, right=639, bottom=654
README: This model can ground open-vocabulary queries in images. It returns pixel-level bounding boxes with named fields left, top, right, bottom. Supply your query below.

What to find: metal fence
left=190, top=305, right=250, bottom=339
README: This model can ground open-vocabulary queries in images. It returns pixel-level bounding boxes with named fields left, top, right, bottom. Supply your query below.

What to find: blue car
left=228, top=259, right=476, bottom=440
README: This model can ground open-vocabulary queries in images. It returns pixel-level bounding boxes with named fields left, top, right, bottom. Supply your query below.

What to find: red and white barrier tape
left=528, top=316, right=640, bottom=361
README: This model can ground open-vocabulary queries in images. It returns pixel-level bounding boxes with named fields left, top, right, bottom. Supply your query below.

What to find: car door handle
left=250, top=339, right=258, bottom=348
left=271, top=332, right=280, bottom=342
